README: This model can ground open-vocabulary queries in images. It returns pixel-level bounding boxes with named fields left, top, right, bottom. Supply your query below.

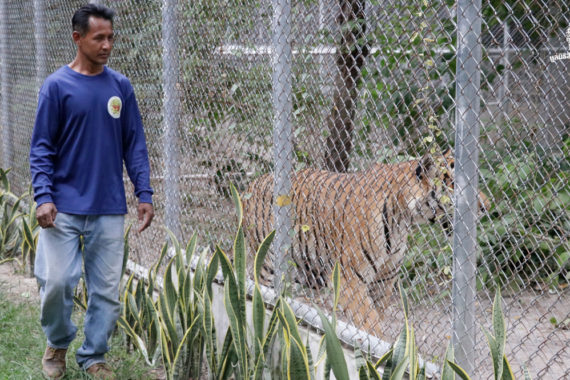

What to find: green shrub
left=401, top=134, right=569, bottom=299
left=0, top=169, right=24, bottom=264
left=118, top=184, right=317, bottom=379
left=478, top=135, right=569, bottom=290
left=211, top=184, right=316, bottom=380
left=118, top=239, right=167, bottom=367
left=118, top=230, right=213, bottom=379
left=18, top=188, right=39, bottom=276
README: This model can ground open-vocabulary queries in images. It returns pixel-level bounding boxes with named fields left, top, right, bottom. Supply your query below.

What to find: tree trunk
left=324, top=0, right=368, bottom=172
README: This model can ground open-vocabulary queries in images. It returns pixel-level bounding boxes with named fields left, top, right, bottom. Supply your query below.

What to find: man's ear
left=72, top=30, right=82, bottom=45
left=415, top=154, right=437, bottom=180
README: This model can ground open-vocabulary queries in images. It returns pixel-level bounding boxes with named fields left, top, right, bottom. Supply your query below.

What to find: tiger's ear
left=415, top=154, right=438, bottom=180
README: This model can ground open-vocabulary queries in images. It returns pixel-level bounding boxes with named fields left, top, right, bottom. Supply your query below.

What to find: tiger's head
left=409, top=149, right=490, bottom=226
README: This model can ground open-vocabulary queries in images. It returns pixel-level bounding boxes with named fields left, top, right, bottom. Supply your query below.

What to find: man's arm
left=30, top=88, right=60, bottom=222
left=122, top=83, right=154, bottom=231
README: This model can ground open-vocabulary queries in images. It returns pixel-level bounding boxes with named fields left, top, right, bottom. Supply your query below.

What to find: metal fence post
left=272, top=0, right=293, bottom=296
left=498, top=20, right=510, bottom=122
left=452, top=0, right=483, bottom=375
left=162, top=0, right=181, bottom=239
left=0, top=0, right=12, bottom=170
left=34, top=0, right=47, bottom=92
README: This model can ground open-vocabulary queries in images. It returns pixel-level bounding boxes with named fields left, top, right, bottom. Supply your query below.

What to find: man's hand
left=37, top=202, right=58, bottom=228
left=137, top=203, right=154, bottom=232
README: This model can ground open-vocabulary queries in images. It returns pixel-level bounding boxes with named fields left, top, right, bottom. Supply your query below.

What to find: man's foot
left=42, top=346, right=67, bottom=379
left=86, top=363, right=115, bottom=379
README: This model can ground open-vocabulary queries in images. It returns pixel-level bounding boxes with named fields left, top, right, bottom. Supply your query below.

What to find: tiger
left=242, top=150, right=490, bottom=335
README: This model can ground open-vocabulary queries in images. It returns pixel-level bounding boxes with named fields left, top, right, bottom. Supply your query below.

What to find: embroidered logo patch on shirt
left=107, top=96, right=122, bottom=119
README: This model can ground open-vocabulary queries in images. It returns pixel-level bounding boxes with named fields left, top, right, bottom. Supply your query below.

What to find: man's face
left=74, top=16, right=114, bottom=66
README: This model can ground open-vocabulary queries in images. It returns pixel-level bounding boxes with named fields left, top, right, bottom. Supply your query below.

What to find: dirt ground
left=0, top=262, right=39, bottom=304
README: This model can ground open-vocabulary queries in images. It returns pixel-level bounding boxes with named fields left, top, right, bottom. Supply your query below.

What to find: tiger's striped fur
left=243, top=151, right=488, bottom=334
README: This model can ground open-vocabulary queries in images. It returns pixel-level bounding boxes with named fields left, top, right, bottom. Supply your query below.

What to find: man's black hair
left=72, top=4, right=115, bottom=35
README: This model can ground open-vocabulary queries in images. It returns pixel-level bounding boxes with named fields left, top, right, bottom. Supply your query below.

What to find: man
left=29, top=4, right=154, bottom=379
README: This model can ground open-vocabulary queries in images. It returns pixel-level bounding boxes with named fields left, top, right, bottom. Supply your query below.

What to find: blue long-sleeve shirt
left=30, top=65, right=153, bottom=215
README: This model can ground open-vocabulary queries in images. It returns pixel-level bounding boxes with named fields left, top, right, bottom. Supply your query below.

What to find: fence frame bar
left=272, top=0, right=293, bottom=296
left=34, top=0, right=47, bottom=92
left=452, top=0, right=483, bottom=375
left=1, top=0, right=12, bottom=169
left=162, top=0, right=181, bottom=239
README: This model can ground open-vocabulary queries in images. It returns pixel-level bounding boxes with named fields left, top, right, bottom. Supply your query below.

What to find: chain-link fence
left=1, top=0, right=568, bottom=378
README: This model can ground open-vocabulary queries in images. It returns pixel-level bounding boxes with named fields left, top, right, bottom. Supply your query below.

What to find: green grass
left=0, top=288, right=161, bottom=379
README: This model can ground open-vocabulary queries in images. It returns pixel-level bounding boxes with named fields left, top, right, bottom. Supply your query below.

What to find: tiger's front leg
left=366, top=255, right=403, bottom=313
left=338, top=269, right=385, bottom=337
